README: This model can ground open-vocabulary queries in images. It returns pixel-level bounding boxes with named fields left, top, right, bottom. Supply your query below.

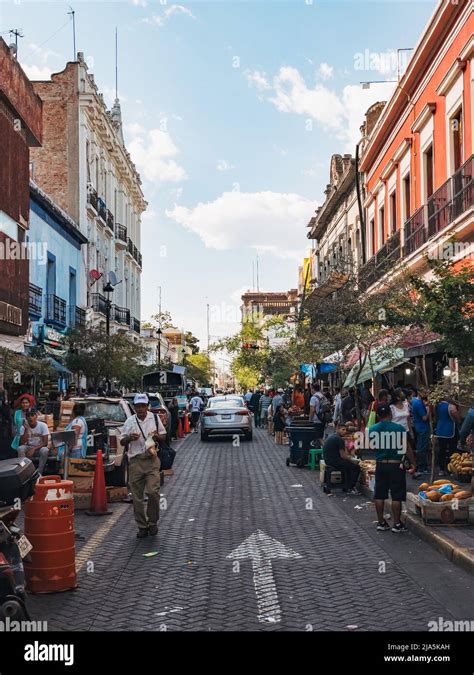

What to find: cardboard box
left=68, top=458, right=96, bottom=477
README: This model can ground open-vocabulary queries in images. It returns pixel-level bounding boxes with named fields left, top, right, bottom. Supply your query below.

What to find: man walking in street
left=259, top=389, right=272, bottom=429
left=120, top=394, right=166, bottom=538
left=18, top=409, right=50, bottom=476
left=370, top=404, right=415, bottom=533
left=250, top=388, right=262, bottom=428
left=272, top=388, right=285, bottom=414
left=189, top=391, right=204, bottom=432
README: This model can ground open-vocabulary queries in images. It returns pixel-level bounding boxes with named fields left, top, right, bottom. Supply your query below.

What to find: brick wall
left=31, top=64, right=79, bottom=223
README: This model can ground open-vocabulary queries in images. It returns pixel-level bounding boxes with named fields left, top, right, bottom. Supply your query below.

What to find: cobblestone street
left=28, top=429, right=474, bottom=632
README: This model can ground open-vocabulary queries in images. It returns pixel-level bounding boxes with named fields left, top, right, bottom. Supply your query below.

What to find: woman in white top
left=390, top=388, right=413, bottom=435
left=69, top=402, right=87, bottom=458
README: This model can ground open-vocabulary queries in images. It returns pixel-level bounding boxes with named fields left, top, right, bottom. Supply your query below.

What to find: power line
left=21, top=16, right=72, bottom=62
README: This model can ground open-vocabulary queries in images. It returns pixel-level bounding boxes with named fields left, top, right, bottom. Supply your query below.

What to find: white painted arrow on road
left=227, top=530, right=302, bottom=624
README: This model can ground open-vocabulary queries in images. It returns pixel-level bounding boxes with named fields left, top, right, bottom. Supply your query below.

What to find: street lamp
left=156, top=327, right=162, bottom=368
left=103, top=280, right=114, bottom=336
left=181, top=348, right=186, bottom=366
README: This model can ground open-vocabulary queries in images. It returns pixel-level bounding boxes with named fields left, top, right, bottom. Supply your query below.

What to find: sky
left=1, top=0, right=436, bottom=359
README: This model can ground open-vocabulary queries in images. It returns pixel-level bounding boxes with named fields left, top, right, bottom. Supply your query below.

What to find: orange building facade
left=359, top=0, right=473, bottom=290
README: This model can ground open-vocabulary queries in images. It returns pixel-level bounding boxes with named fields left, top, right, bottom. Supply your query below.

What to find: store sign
left=0, top=301, right=22, bottom=326
left=44, top=326, right=67, bottom=357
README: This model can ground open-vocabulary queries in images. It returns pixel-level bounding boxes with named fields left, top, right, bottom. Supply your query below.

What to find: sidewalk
left=360, top=470, right=474, bottom=576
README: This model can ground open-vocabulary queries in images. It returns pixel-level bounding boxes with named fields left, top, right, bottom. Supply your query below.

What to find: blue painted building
left=28, top=181, right=88, bottom=358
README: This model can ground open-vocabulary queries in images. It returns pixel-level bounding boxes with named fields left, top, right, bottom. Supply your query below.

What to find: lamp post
left=157, top=327, right=162, bottom=369
left=103, top=280, right=114, bottom=336
left=103, top=280, right=114, bottom=392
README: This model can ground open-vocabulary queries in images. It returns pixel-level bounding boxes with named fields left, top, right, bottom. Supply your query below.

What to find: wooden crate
left=71, top=476, right=94, bottom=491
left=73, top=490, right=92, bottom=510
left=416, top=494, right=471, bottom=525
left=106, top=486, right=129, bottom=503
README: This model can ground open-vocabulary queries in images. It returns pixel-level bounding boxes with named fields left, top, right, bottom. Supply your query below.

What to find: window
left=403, top=173, right=411, bottom=223
left=424, top=145, right=434, bottom=199
left=379, top=206, right=385, bottom=247
left=46, top=254, right=56, bottom=297
left=370, top=218, right=376, bottom=257
left=389, top=191, right=397, bottom=234
left=451, top=108, right=463, bottom=172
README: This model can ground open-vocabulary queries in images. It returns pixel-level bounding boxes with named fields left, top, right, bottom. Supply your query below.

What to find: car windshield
left=209, top=397, right=244, bottom=408
left=82, top=401, right=127, bottom=422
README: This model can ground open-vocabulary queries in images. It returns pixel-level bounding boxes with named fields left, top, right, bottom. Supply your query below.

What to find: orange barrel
left=24, top=475, right=77, bottom=593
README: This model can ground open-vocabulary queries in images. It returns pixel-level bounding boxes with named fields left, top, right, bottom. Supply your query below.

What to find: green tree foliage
left=66, top=328, right=147, bottom=388
left=186, top=353, right=213, bottom=384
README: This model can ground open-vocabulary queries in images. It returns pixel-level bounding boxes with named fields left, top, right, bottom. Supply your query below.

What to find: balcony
left=45, top=294, right=67, bottom=327
left=106, top=209, right=114, bottom=232
left=137, top=251, right=142, bottom=268
left=87, top=186, right=98, bottom=212
left=127, top=237, right=134, bottom=256
left=114, top=305, right=130, bottom=325
left=132, top=318, right=140, bottom=334
left=359, top=230, right=401, bottom=291
left=91, top=293, right=108, bottom=316
left=97, top=197, right=107, bottom=223
left=68, top=305, right=86, bottom=329
left=405, top=154, right=473, bottom=257
left=29, top=283, right=42, bottom=317
left=115, top=222, right=127, bottom=246
left=360, top=155, right=473, bottom=291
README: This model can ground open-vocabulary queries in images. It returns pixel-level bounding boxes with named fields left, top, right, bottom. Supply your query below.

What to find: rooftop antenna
left=252, top=262, right=255, bottom=291
left=115, top=27, right=118, bottom=99
left=256, top=255, right=260, bottom=292
left=67, top=7, right=76, bottom=60
left=9, top=29, right=23, bottom=56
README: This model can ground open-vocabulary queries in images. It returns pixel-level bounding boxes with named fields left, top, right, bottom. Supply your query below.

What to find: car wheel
left=286, top=458, right=290, bottom=467
left=244, top=431, right=253, bottom=441
left=109, top=455, right=129, bottom=487
left=200, top=432, right=209, bottom=442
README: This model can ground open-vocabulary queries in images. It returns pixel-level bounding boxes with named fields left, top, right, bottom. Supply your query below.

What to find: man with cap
left=18, top=409, right=50, bottom=476
left=120, top=394, right=166, bottom=538
left=272, top=388, right=285, bottom=414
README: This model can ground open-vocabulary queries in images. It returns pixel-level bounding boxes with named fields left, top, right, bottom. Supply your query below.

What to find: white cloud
left=125, top=122, right=146, bottom=136
left=21, top=64, right=52, bottom=80
left=145, top=4, right=196, bottom=27
left=132, top=0, right=147, bottom=5
left=317, top=62, right=334, bottom=80
left=251, top=65, right=395, bottom=150
left=166, top=190, right=317, bottom=260
left=245, top=70, right=271, bottom=92
left=217, top=160, right=235, bottom=172
left=273, top=144, right=288, bottom=157
left=20, top=43, right=60, bottom=81
left=127, top=128, right=187, bottom=183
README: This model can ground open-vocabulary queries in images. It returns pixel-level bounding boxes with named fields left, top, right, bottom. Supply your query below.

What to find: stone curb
left=360, top=485, right=474, bottom=576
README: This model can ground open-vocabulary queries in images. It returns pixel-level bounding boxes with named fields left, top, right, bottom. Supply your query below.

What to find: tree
left=66, top=327, right=147, bottom=388
left=186, top=353, right=213, bottom=384
left=148, top=311, right=177, bottom=330
left=409, top=257, right=473, bottom=366
left=184, top=331, right=200, bottom=354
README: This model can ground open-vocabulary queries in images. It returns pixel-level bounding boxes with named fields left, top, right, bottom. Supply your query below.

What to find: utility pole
left=9, top=29, right=23, bottom=56
left=68, top=7, right=76, bottom=60
left=206, top=303, right=210, bottom=353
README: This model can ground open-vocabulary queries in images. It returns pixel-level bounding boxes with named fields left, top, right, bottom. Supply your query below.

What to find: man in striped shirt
left=259, top=390, right=272, bottom=429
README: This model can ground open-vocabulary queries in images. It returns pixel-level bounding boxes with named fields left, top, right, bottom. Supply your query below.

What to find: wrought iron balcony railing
left=115, top=222, right=127, bottom=243
left=45, top=294, right=67, bottom=326
left=132, top=318, right=140, bottom=334
left=68, top=305, right=86, bottom=329
left=29, top=283, right=42, bottom=316
left=106, top=209, right=114, bottom=232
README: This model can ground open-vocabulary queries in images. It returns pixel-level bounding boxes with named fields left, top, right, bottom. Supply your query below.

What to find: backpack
left=152, top=414, right=176, bottom=470
left=315, top=393, right=332, bottom=423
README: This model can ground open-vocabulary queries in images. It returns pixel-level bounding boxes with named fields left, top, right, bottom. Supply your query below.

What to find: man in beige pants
left=120, top=394, right=166, bottom=538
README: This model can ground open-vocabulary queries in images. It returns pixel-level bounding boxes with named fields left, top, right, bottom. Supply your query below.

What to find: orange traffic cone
left=183, top=414, right=190, bottom=434
left=177, top=418, right=184, bottom=438
left=86, top=450, right=112, bottom=516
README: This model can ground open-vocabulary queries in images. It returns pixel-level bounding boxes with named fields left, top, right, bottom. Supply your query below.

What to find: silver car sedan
left=200, top=396, right=253, bottom=441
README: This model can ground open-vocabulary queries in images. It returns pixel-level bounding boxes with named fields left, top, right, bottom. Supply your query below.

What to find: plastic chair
left=308, top=447, right=324, bottom=470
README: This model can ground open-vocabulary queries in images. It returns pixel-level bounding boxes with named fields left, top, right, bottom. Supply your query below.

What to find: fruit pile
left=447, top=452, right=472, bottom=477
left=418, top=479, right=471, bottom=502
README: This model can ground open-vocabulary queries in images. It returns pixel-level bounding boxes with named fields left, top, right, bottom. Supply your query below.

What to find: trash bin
left=285, top=425, right=317, bottom=468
